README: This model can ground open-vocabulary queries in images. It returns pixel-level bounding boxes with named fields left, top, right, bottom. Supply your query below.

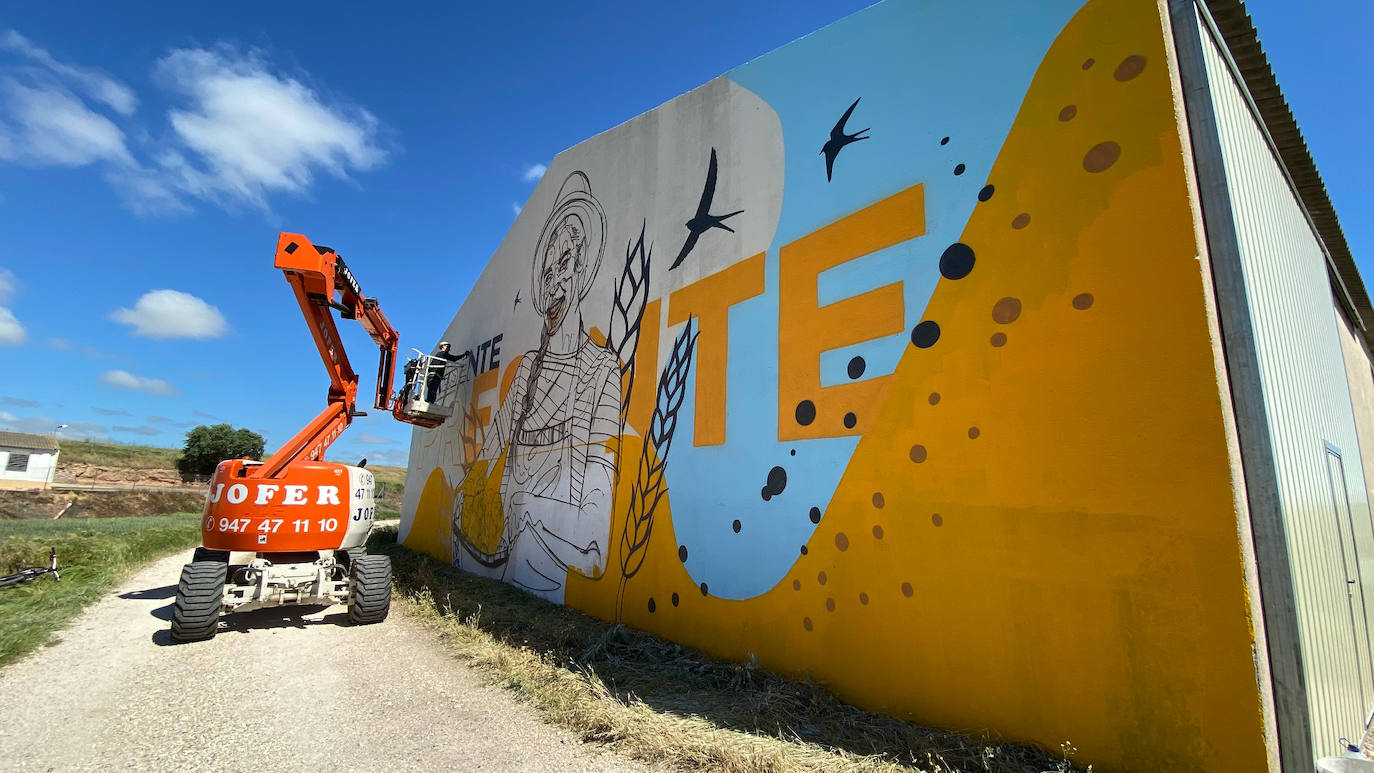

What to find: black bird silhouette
left=670, top=147, right=743, bottom=270
left=513, top=291, right=521, bottom=310
left=820, top=97, right=869, bottom=181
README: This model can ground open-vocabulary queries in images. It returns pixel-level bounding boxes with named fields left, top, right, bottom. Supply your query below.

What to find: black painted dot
left=978, top=184, right=995, bottom=202
left=648, top=598, right=656, bottom=613
left=671, top=592, right=680, bottom=607
left=940, top=136, right=950, bottom=145
left=761, top=488, right=770, bottom=501
left=789, top=448, right=796, bottom=456
left=847, top=356, right=866, bottom=379
left=843, top=412, right=857, bottom=429
left=732, top=519, right=742, bottom=533
left=800, top=545, right=809, bottom=555
left=939, top=242, right=975, bottom=280
left=678, top=545, right=688, bottom=562
left=809, top=506, right=821, bottom=524
left=699, top=582, right=709, bottom=596
left=761, top=466, right=787, bottom=501
left=795, top=400, right=816, bottom=426
left=911, top=320, right=941, bottom=349
left=954, top=163, right=966, bottom=176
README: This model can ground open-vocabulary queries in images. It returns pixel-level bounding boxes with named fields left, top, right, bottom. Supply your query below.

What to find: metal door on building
left=1325, top=442, right=1374, bottom=724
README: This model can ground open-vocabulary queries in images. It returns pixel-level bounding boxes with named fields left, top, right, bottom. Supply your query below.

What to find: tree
left=178, top=424, right=267, bottom=477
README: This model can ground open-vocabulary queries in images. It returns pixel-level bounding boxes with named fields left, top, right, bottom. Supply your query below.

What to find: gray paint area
left=1199, top=11, right=1374, bottom=757
left=1337, top=311, right=1374, bottom=518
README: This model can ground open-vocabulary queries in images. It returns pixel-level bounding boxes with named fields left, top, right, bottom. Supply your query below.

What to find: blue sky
left=0, top=0, right=1367, bottom=467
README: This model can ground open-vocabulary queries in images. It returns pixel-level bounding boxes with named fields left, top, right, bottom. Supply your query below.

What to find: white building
left=0, top=431, right=60, bottom=489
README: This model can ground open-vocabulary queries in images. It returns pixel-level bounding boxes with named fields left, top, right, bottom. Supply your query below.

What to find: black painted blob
left=911, top=320, right=941, bottom=349
left=678, top=545, right=688, bottom=562
left=795, top=400, right=816, bottom=426
left=978, top=184, right=995, bottom=202
left=800, top=545, right=809, bottom=555
left=843, top=412, right=857, bottom=429
left=954, top=163, right=966, bottom=175
left=648, top=598, right=656, bottom=613
left=732, top=519, right=742, bottom=533
left=761, top=465, right=788, bottom=501
left=940, top=136, right=950, bottom=145
left=939, top=242, right=975, bottom=279
left=809, top=506, right=822, bottom=524
left=789, top=448, right=796, bottom=456
left=671, top=592, right=680, bottom=606
left=847, top=356, right=866, bottom=379
left=699, top=582, right=709, bottom=596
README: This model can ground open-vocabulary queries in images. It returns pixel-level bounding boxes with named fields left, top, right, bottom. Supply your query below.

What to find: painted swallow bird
left=513, top=291, right=521, bottom=310
left=821, top=97, right=869, bottom=181
left=670, top=147, right=743, bottom=270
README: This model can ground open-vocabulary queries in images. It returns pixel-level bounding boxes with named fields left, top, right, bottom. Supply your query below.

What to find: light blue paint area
left=664, top=0, right=1087, bottom=599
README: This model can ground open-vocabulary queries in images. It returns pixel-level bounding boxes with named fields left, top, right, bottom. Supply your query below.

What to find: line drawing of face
left=539, top=213, right=586, bottom=335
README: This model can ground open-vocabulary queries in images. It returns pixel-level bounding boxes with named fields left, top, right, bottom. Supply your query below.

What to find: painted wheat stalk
left=616, top=317, right=697, bottom=619
left=605, top=220, right=651, bottom=430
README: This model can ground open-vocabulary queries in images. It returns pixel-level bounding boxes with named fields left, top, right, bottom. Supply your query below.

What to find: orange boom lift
left=170, top=233, right=453, bottom=642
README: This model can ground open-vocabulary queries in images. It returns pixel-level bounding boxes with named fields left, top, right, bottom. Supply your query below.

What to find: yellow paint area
left=570, top=0, right=1268, bottom=770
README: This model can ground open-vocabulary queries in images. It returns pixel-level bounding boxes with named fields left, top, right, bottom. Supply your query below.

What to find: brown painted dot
left=835, top=533, right=850, bottom=551
left=1073, top=293, right=1095, bottom=310
left=991, top=297, right=1021, bottom=324
left=1082, top=57, right=1095, bottom=70
left=1083, top=141, right=1121, bottom=173
left=871, top=492, right=885, bottom=508
left=803, top=617, right=813, bottom=631
left=859, top=592, right=869, bottom=605
left=817, top=571, right=827, bottom=585
left=928, top=392, right=941, bottom=405
left=909, top=444, right=927, bottom=463
left=968, top=426, right=980, bottom=439
left=825, top=598, right=836, bottom=612
left=1114, top=54, right=1147, bottom=81
left=990, top=332, right=1007, bottom=347
left=901, top=582, right=914, bottom=597
left=932, top=513, right=944, bottom=527
left=872, top=524, right=884, bottom=539
left=792, top=579, right=801, bottom=591
left=1011, top=212, right=1030, bottom=229
left=1058, top=105, right=1077, bottom=122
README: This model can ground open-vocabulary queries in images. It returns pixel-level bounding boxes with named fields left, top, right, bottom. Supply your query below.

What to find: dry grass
left=368, top=525, right=1083, bottom=773
left=57, top=440, right=181, bottom=470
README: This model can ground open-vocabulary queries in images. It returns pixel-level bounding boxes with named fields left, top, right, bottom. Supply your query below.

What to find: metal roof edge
left=1199, top=0, right=1373, bottom=346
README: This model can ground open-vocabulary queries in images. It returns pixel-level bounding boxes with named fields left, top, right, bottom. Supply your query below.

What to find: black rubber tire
left=171, top=561, right=226, bottom=643
left=192, top=547, right=229, bottom=563
left=348, top=555, right=391, bottom=625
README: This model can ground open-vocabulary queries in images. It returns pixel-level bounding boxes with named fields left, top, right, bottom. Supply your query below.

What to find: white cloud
left=0, top=78, right=134, bottom=167
left=113, top=424, right=160, bottom=436
left=111, top=289, right=228, bottom=339
left=145, top=47, right=386, bottom=209
left=47, top=337, right=73, bottom=350
left=91, top=406, right=132, bottom=416
left=0, top=410, right=106, bottom=439
left=521, top=163, right=547, bottom=182
left=100, top=369, right=179, bottom=396
left=1, top=396, right=38, bottom=408
left=0, top=306, right=24, bottom=345
left=511, top=201, right=522, bottom=216
left=0, top=30, right=136, bottom=116
left=0, top=268, right=14, bottom=301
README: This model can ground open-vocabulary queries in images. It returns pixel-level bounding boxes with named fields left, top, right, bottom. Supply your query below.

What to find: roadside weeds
left=369, top=525, right=1084, bottom=773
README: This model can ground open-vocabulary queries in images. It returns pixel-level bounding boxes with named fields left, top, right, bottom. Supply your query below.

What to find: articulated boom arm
left=250, top=232, right=422, bottom=480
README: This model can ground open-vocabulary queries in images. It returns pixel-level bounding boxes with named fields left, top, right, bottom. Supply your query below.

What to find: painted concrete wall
left=401, top=0, right=1271, bottom=769
left=0, top=449, right=57, bottom=486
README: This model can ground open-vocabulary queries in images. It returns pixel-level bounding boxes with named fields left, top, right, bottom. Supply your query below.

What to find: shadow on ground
left=366, top=526, right=1073, bottom=773
left=149, top=603, right=350, bottom=646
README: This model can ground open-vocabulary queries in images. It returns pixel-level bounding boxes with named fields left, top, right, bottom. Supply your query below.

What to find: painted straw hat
left=530, top=170, right=606, bottom=314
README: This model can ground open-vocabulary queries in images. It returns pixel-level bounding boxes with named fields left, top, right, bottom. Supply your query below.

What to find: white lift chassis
left=170, top=544, right=392, bottom=642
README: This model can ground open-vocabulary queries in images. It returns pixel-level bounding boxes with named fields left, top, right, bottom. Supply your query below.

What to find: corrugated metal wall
left=1197, top=6, right=1374, bottom=756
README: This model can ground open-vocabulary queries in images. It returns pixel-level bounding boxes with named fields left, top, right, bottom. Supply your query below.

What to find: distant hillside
left=57, top=440, right=181, bottom=470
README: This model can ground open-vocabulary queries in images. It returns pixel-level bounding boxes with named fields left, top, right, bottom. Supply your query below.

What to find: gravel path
left=0, top=550, right=648, bottom=772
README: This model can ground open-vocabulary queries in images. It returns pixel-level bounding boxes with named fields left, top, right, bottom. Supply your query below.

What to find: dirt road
left=0, top=551, right=646, bottom=772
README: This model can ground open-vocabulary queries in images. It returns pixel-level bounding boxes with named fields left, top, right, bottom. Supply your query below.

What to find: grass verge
left=368, top=525, right=1081, bottom=773
left=0, top=514, right=201, bottom=667
left=57, top=439, right=182, bottom=469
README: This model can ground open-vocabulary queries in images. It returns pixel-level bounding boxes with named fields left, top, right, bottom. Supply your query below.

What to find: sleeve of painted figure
left=478, top=355, right=529, bottom=463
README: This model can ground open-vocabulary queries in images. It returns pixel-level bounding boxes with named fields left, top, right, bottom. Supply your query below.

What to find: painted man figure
left=451, top=171, right=621, bottom=598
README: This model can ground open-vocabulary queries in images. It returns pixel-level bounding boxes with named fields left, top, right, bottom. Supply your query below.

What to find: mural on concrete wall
left=402, top=1, right=1275, bottom=770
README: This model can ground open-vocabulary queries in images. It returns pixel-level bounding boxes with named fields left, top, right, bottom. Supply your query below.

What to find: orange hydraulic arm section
left=250, top=232, right=438, bottom=481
